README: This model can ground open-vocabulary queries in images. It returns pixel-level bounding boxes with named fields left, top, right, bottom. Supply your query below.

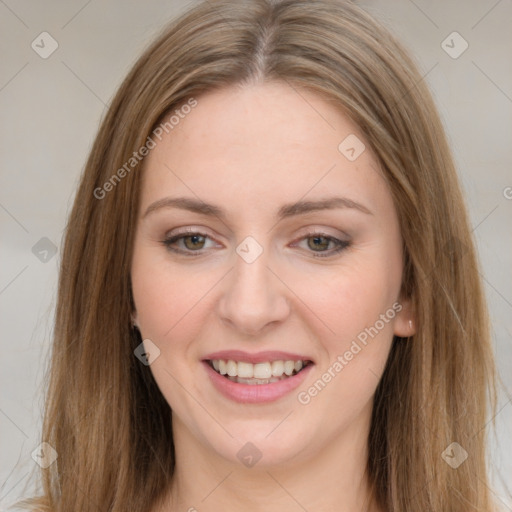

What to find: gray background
left=1, top=0, right=511, bottom=508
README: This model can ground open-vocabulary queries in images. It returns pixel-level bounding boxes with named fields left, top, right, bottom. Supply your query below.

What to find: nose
left=217, top=249, right=291, bottom=336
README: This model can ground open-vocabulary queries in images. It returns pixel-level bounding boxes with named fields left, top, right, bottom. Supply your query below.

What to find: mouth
left=205, top=358, right=314, bottom=385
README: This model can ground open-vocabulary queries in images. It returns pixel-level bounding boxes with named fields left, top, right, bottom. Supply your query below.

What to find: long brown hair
left=19, top=0, right=500, bottom=510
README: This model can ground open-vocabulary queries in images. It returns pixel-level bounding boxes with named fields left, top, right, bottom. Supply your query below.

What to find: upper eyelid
left=162, top=233, right=348, bottom=262
left=165, top=228, right=221, bottom=245
left=164, top=229, right=348, bottom=251
left=165, top=225, right=349, bottom=240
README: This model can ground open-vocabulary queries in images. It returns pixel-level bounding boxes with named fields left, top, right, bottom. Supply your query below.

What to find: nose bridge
left=218, top=241, right=290, bottom=334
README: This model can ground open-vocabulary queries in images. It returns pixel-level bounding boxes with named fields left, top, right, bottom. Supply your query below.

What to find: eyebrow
left=143, top=195, right=373, bottom=220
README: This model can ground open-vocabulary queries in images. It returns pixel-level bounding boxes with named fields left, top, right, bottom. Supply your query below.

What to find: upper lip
left=203, top=350, right=314, bottom=364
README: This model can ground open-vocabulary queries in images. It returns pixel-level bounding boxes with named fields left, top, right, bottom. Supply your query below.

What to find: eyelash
left=161, top=230, right=350, bottom=258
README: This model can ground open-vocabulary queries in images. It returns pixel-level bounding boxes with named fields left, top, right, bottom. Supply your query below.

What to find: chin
left=208, top=422, right=314, bottom=470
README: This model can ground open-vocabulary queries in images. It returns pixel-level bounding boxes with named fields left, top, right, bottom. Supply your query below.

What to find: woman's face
left=131, top=81, right=414, bottom=468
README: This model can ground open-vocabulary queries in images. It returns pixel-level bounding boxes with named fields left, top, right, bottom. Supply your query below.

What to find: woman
left=19, top=0, right=500, bottom=510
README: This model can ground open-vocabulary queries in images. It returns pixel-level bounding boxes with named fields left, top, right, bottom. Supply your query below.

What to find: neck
left=157, top=403, right=382, bottom=512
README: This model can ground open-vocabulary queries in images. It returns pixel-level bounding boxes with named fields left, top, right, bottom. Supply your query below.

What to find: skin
left=131, top=81, right=415, bottom=512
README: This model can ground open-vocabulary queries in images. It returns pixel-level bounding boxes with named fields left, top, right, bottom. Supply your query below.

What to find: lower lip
left=203, top=361, right=314, bottom=404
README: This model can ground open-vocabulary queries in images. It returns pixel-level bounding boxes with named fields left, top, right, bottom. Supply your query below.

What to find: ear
left=131, top=311, right=140, bottom=329
left=393, top=296, right=415, bottom=338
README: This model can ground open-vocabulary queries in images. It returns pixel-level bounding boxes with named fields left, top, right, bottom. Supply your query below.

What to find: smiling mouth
left=206, top=358, right=313, bottom=385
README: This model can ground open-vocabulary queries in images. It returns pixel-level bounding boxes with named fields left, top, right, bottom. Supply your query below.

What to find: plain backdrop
left=1, top=0, right=511, bottom=508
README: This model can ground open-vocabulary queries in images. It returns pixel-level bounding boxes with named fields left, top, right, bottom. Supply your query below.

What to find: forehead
left=140, top=81, right=388, bottom=218
left=160, top=82, right=359, bottom=165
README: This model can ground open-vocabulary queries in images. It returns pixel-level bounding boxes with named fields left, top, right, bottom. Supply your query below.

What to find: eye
left=293, top=232, right=350, bottom=258
left=162, top=231, right=218, bottom=256
left=161, top=229, right=350, bottom=258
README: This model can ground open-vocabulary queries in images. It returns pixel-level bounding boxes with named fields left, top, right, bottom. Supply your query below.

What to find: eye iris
left=308, top=235, right=329, bottom=251
left=184, top=235, right=206, bottom=250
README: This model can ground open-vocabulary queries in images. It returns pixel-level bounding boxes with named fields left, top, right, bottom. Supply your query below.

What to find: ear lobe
left=393, top=297, right=415, bottom=338
left=131, top=313, right=139, bottom=329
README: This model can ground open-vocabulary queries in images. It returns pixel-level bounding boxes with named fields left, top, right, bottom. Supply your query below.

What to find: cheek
left=130, top=249, right=219, bottom=348
left=298, top=249, right=401, bottom=401
left=293, top=268, right=398, bottom=429
left=305, top=258, right=400, bottom=345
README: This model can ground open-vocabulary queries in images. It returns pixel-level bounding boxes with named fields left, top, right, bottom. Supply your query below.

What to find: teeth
left=254, top=362, right=272, bottom=379
left=210, top=359, right=309, bottom=380
left=284, top=360, right=295, bottom=376
left=271, top=360, right=284, bottom=377
left=237, top=361, right=254, bottom=378
left=226, top=360, right=237, bottom=377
